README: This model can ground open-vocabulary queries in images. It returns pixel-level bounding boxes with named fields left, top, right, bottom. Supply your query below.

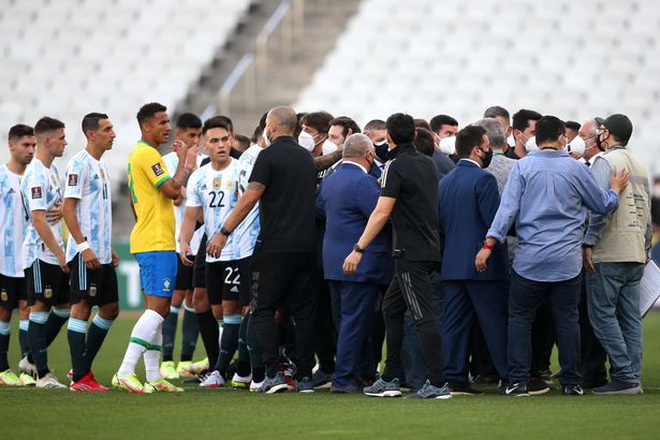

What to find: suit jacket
left=438, top=160, right=508, bottom=280
left=316, top=162, right=393, bottom=284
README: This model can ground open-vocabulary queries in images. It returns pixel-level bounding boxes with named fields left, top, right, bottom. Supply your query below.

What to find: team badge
left=68, top=174, right=78, bottom=186
left=151, top=163, right=165, bottom=177
left=213, top=178, right=222, bottom=190
left=163, top=278, right=171, bottom=292
left=1, top=289, right=7, bottom=302
left=31, top=187, right=42, bottom=199
left=89, top=284, right=97, bottom=297
left=44, top=287, right=53, bottom=299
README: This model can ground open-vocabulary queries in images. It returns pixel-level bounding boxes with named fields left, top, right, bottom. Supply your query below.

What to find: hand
left=111, top=248, right=120, bottom=267
left=82, top=248, right=102, bottom=270
left=57, top=252, right=70, bottom=274
left=583, top=247, right=595, bottom=274
left=206, top=232, right=227, bottom=259
left=343, top=250, right=363, bottom=275
left=46, top=203, right=63, bottom=224
left=172, top=140, right=188, bottom=161
left=609, top=168, right=630, bottom=194
left=185, top=143, right=199, bottom=168
left=180, top=243, right=194, bottom=267
left=475, top=248, right=492, bottom=273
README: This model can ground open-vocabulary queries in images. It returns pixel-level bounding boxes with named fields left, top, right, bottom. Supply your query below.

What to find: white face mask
left=263, top=128, right=271, bottom=147
left=298, top=131, right=316, bottom=152
left=439, top=136, right=456, bottom=155
left=525, top=136, right=538, bottom=152
left=322, top=139, right=338, bottom=155
left=567, top=135, right=585, bottom=157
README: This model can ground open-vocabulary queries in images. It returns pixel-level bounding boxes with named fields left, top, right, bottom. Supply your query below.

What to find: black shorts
left=205, top=260, right=245, bottom=305
left=26, top=260, right=70, bottom=307
left=70, top=253, right=119, bottom=306
left=0, top=274, right=27, bottom=310
left=236, top=257, right=252, bottom=306
left=175, top=253, right=195, bottom=291
left=193, top=234, right=207, bottom=289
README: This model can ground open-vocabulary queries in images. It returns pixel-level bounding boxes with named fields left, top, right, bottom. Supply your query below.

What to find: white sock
left=117, top=310, right=164, bottom=376
left=144, top=323, right=163, bottom=382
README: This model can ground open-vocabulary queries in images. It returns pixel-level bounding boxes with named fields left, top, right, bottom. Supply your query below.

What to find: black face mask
left=595, top=132, right=606, bottom=151
left=375, top=143, right=389, bottom=162
left=481, top=147, right=493, bottom=168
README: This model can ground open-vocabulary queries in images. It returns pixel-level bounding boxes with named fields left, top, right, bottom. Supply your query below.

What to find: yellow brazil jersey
left=127, top=141, right=175, bottom=253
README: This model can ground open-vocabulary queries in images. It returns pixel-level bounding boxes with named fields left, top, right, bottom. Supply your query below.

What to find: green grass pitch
left=2, top=312, right=660, bottom=439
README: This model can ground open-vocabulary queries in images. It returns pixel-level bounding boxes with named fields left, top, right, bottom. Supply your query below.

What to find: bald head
left=343, top=133, right=374, bottom=159
left=267, top=106, right=297, bottom=135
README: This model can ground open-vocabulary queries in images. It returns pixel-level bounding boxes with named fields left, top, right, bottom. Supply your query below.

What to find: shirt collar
left=387, top=142, right=416, bottom=160
left=459, top=158, right=481, bottom=168
left=342, top=160, right=368, bottom=174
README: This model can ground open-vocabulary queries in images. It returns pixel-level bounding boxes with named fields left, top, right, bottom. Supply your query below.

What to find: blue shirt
left=487, top=149, right=619, bottom=282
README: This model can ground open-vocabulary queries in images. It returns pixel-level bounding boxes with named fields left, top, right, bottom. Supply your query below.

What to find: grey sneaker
left=592, top=380, right=643, bottom=395
left=297, top=377, right=315, bottom=393
left=312, top=370, right=333, bottom=389
left=405, top=380, right=452, bottom=400
left=258, top=371, right=290, bottom=394
left=363, top=377, right=402, bottom=397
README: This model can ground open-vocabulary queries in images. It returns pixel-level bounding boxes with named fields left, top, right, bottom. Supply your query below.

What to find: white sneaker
left=36, top=373, right=67, bottom=389
left=18, top=356, right=37, bottom=378
left=231, top=372, right=252, bottom=389
left=199, top=370, right=225, bottom=388
left=250, top=380, right=264, bottom=392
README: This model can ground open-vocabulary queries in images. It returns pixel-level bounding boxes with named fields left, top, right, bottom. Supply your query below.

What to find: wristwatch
left=353, top=244, right=365, bottom=253
left=220, top=226, right=231, bottom=237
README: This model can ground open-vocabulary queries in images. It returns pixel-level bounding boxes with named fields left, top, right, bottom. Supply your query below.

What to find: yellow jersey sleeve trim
left=155, top=175, right=170, bottom=188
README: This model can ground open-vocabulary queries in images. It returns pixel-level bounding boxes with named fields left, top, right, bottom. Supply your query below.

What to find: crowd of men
left=0, top=102, right=657, bottom=398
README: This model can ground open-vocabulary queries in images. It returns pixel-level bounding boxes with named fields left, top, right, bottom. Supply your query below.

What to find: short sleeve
left=138, top=147, right=171, bottom=188
left=380, top=159, right=402, bottom=199
left=186, top=170, right=203, bottom=207
left=248, top=150, right=270, bottom=187
left=25, top=170, right=47, bottom=211
left=64, top=159, right=84, bottom=200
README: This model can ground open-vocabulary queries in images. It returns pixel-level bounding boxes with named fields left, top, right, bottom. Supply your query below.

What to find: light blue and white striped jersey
left=232, top=145, right=262, bottom=259
left=63, top=149, right=112, bottom=264
left=186, top=160, right=238, bottom=262
left=0, top=165, right=27, bottom=277
left=162, top=151, right=206, bottom=255
left=21, top=158, right=64, bottom=268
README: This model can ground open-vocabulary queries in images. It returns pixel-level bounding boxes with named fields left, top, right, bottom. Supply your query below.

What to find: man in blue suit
left=317, top=134, right=393, bottom=393
left=438, top=125, right=509, bottom=395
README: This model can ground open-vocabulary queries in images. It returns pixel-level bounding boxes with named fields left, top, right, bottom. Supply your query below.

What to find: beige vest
left=593, top=148, right=650, bottom=264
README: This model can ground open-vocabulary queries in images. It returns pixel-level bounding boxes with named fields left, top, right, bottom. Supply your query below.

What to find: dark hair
left=483, top=105, right=510, bottom=121
left=34, top=116, right=65, bottom=137
left=176, top=113, right=202, bottom=131
left=455, top=125, right=487, bottom=158
left=414, top=118, right=432, bottom=131
left=364, top=119, right=386, bottom=131
left=136, top=102, right=166, bottom=126
left=295, top=112, right=306, bottom=139
left=8, top=124, right=34, bottom=141
left=386, top=113, right=416, bottom=145
left=300, top=111, right=333, bottom=134
left=329, top=116, right=361, bottom=139
left=564, top=120, right=581, bottom=132
left=234, top=134, right=250, bottom=151
left=414, top=128, right=436, bottom=157
left=430, top=114, right=458, bottom=133
left=203, top=115, right=232, bottom=135
left=81, top=112, right=109, bottom=135
left=535, top=116, right=566, bottom=144
left=251, top=125, right=262, bottom=144
left=512, top=109, right=542, bottom=132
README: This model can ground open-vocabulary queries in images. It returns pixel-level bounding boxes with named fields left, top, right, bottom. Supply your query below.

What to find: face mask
left=480, top=147, right=493, bottom=168
left=439, top=136, right=456, bottom=155
left=322, top=139, right=338, bottom=155
left=298, top=131, right=315, bottom=151
left=595, top=131, right=607, bottom=151
left=524, top=136, right=538, bottom=152
left=567, top=135, right=585, bottom=157
left=263, top=128, right=271, bottom=147
left=374, top=140, right=388, bottom=162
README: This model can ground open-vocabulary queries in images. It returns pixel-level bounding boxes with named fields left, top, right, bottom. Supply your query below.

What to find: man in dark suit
left=317, top=134, right=393, bottom=393
left=438, top=125, right=509, bottom=395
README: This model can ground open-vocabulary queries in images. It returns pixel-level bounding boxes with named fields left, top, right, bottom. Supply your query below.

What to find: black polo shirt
left=380, top=143, right=441, bottom=262
left=249, top=136, right=317, bottom=254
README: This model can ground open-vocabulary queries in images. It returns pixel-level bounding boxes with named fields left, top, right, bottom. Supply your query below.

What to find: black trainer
left=501, top=381, right=530, bottom=397
left=562, top=384, right=584, bottom=396
left=527, top=377, right=550, bottom=395
left=449, top=382, right=484, bottom=396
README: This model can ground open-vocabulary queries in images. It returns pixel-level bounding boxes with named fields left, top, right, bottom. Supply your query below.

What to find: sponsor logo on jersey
left=31, top=187, right=42, bottom=199
left=151, top=163, right=165, bottom=177
left=68, top=174, right=78, bottom=186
